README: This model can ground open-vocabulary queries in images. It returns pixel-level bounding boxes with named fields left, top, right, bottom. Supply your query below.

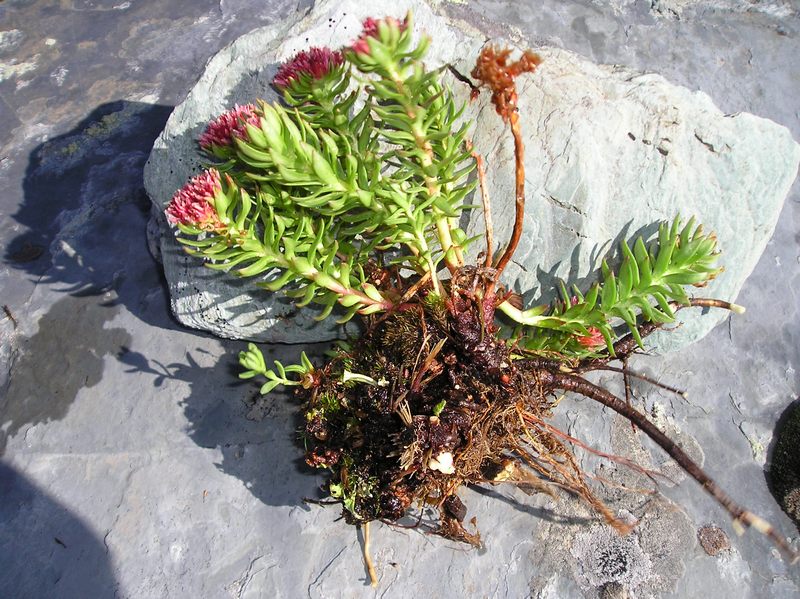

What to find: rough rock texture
left=144, top=0, right=799, bottom=350
left=646, top=0, right=796, bottom=19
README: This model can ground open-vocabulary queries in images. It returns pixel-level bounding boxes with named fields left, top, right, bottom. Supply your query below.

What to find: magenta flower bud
left=198, top=104, right=260, bottom=150
left=273, top=47, right=344, bottom=89
left=166, top=169, right=224, bottom=230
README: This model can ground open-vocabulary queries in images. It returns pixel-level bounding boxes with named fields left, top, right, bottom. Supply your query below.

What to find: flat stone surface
left=1, top=1, right=799, bottom=598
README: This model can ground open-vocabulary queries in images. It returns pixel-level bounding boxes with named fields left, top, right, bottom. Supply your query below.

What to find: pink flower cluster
left=273, top=47, right=344, bottom=88
left=269, top=16, right=407, bottom=90
left=351, top=16, right=407, bottom=55
left=166, top=169, right=224, bottom=230
left=199, top=104, right=260, bottom=149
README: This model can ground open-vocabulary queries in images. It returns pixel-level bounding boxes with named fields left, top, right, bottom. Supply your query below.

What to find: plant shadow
left=119, top=342, right=330, bottom=509
left=470, top=484, right=597, bottom=526
left=2, top=100, right=176, bottom=454
left=519, top=219, right=662, bottom=307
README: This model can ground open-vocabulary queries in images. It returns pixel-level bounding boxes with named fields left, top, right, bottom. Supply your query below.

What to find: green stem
left=280, top=254, right=394, bottom=313
left=497, top=300, right=544, bottom=326
left=241, top=233, right=394, bottom=313
left=387, top=70, right=462, bottom=272
left=412, top=224, right=442, bottom=296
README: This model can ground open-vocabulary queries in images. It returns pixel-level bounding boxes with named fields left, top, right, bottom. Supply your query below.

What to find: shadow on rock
left=519, top=219, right=660, bottom=308
left=0, top=293, right=131, bottom=455
left=471, top=485, right=597, bottom=527
left=8, top=100, right=175, bottom=329
left=1, top=100, right=183, bottom=451
left=0, top=461, right=118, bottom=597
left=119, top=342, right=328, bottom=509
left=766, top=397, right=800, bottom=531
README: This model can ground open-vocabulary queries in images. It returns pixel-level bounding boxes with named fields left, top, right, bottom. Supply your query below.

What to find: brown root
left=298, top=279, right=795, bottom=568
left=543, top=370, right=798, bottom=562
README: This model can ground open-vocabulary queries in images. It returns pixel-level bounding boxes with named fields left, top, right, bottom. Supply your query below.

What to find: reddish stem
left=493, top=110, right=525, bottom=279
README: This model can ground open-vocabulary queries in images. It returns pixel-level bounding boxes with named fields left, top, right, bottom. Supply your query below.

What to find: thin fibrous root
left=544, top=370, right=799, bottom=562
left=524, top=412, right=670, bottom=486
left=514, top=412, right=634, bottom=535
left=589, top=364, right=688, bottom=399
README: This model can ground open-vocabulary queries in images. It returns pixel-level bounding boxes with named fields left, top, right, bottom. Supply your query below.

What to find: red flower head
left=576, top=327, right=605, bottom=349
left=198, top=104, right=260, bottom=150
left=350, top=16, right=407, bottom=55
left=273, top=47, right=344, bottom=89
left=471, top=46, right=541, bottom=122
left=166, top=169, right=224, bottom=230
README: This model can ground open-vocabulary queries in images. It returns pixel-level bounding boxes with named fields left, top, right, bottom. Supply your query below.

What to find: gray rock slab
left=645, top=0, right=796, bottom=20
left=145, top=0, right=799, bottom=353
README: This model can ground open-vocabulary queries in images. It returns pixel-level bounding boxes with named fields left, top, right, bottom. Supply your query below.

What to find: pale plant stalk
left=386, top=64, right=464, bottom=275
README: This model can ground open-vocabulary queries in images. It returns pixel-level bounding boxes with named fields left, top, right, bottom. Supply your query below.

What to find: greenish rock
left=144, top=0, right=800, bottom=350
left=464, top=43, right=800, bottom=353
